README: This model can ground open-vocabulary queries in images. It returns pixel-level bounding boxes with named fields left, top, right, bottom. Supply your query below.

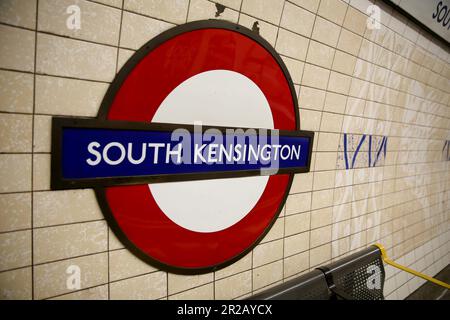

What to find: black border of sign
left=51, top=117, right=314, bottom=190
left=51, top=20, right=309, bottom=274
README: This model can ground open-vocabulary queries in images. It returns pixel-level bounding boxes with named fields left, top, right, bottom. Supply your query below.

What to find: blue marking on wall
left=342, top=133, right=388, bottom=170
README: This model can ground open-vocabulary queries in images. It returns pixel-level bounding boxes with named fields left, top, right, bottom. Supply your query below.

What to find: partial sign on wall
left=387, top=0, right=450, bottom=43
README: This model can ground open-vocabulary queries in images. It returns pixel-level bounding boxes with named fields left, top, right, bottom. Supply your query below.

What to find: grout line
left=277, top=0, right=287, bottom=283
left=297, top=0, right=322, bottom=274
left=30, top=0, right=40, bottom=301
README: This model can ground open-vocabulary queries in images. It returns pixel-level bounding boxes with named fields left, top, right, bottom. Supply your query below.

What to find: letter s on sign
left=433, top=1, right=443, bottom=19
left=87, top=142, right=101, bottom=166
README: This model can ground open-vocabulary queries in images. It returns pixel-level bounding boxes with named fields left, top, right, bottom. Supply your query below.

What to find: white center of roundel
left=149, top=70, right=274, bottom=233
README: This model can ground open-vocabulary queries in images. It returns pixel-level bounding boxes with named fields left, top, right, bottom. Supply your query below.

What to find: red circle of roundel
left=96, top=21, right=299, bottom=273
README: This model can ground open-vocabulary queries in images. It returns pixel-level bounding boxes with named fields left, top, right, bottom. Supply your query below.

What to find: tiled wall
left=0, top=0, right=449, bottom=300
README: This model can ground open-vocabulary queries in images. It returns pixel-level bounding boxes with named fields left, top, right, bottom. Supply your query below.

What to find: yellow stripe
left=373, top=243, right=450, bottom=290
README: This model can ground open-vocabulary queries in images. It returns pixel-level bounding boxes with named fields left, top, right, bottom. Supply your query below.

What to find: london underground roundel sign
left=51, top=20, right=314, bottom=273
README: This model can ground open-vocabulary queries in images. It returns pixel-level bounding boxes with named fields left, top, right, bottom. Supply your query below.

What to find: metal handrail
left=373, top=243, right=450, bottom=290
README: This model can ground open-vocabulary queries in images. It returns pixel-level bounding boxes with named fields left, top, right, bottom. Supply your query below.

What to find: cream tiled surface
left=38, top=0, right=121, bottom=45
left=35, top=75, right=109, bottom=116
left=0, top=24, right=35, bottom=72
left=0, top=0, right=449, bottom=300
left=110, top=271, right=166, bottom=300
left=0, top=70, right=34, bottom=113
left=120, top=11, right=173, bottom=50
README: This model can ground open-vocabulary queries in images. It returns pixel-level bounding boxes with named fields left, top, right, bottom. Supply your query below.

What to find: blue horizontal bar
left=61, top=127, right=311, bottom=180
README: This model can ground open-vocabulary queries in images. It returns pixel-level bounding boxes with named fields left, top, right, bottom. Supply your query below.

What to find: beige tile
left=320, top=112, right=344, bottom=132
left=215, top=271, right=252, bottom=299
left=253, top=260, right=283, bottom=290
left=169, top=283, right=213, bottom=300
left=334, top=170, right=353, bottom=188
left=33, top=190, right=103, bottom=227
left=299, top=108, right=322, bottom=131
left=108, top=228, right=124, bottom=250
left=117, top=48, right=135, bottom=72
left=306, top=41, right=335, bottom=69
left=215, top=252, right=251, bottom=280
left=314, top=152, right=337, bottom=171
left=0, top=25, right=35, bottom=72
left=310, top=225, right=332, bottom=248
left=0, top=70, right=34, bottom=113
left=280, top=2, right=315, bottom=37
left=333, top=50, right=357, bottom=75
left=327, top=71, right=351, bottom=94
left=215, top=0, right=242, bottom=11
left=0, top=0, right=36, bottom=29
left=36, top=33, right=116, bottom=82
left=124, top=0, right=189, bottom=24
left=0, top=154, right=31, bottom=193
left=318, top=0, right=348, bottom=25
left=0, top=113, right=32, bottom=152
left=241, top=0, right=284, bottom=24
left=298, top=86, right=326, bottom=111
left=34, top=253, right=108, bottom=299
left=343, top=6, right=367, bottom=36
left=317, top=132, right=340, bottom=151
left=337, top=28, right=362, bottom=56
left=109, top=248, right=157, bottom=282
left=290, top=172, right=313, bottom=193
left=260, top=217, right=284, bottom=243
left=283, top=250, right=309, bottom=278
left=168, top=272, right=213, bottom=295
left=32, top=154, right=50, bottom=191
left=285, top=212, right=310, bottom=236
left=285, top=192, right=311, bottom=215
left=311, top=16, right=341, bottom=47
left=0, top=230, right=31, bottom=271
left=110, top=271, right=166, bottom=299
left=310, top=243, right=331, bottom=267
left=281, top=55, right=304, bottom=85
left=302, top=64, right=330, bottom=90
left=51, top=285, right=108, bottom=300
left=284, top=231, right=309, bottom=256
left=349, top=88, right=369, bottom=113
left=311, top=189, right=334, bottom=210
left=311, top=207, right=333, bottom=229
left=290, top=0, right=320, bottom=12
left=276, top=28, right=309, bottom=61
left=313, top=170, right=336, bottom=190
left=0, top=193, right=31, bottom=233
left=34, top=221, right=107, bottom=264
left=331, top=237, right=350, bottom=257
left=35, top=75, right=107, bottom=116
left=188, top=0, right=239, bottom=22
left=121, top=11, right=174, bottom=50
left=349, top=79, right=369, bottom=100
left=33, top=115, right=51, bottom=152
left=0, top=267, right=32, bottom=299
left=38, top=0, right=121, bottom=46
left=253, top=239, right=283, bottom=267
left=92, top=0, right=122, bottom=7
left=253, top=279, right=283, bottom=295
left=239, top=14, right=278, bottom=47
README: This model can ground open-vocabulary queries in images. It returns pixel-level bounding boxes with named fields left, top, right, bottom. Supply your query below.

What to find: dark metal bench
left=249, top=245, right=385, bottom=300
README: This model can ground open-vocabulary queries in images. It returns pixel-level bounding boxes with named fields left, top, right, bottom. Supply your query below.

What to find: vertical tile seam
left=107, top=0, right=125, bottom=301
left=31, top=0, right=40, bottom=300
